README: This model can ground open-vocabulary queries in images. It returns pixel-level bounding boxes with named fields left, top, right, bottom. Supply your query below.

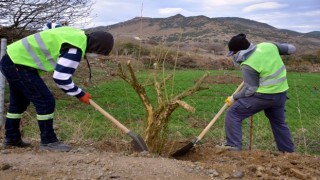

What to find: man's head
left=86, top=31, right=114, bottom=56
left=227, top=33, right=250, bottom=56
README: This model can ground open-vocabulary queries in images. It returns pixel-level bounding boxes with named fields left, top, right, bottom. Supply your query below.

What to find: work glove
left=225, top=96, right=235, bottom=106
left=79, top=92, right=91, bottom=104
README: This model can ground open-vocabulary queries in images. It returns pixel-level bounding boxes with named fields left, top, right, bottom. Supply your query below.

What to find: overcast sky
left=87, top=0, right=320, bottom=33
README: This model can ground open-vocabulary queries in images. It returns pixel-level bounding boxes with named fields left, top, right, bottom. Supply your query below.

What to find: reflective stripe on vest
left=259, top=65, right=286, bottom=86
left=21, top=33, right=56, bottom=70
left=37, top=113, right=54, bottom=120
left=6, top=112, right=23, bottom=119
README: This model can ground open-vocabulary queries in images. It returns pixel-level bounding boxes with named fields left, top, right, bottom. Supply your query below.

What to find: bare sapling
left=118, top=61, right=209, bottom=153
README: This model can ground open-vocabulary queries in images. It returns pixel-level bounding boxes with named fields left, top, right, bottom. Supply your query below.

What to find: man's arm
left=52, top=48, right=85, bottom=98
left=233, top=65, right=259, bottom=99
left=274, top=43, right=296, bottom=55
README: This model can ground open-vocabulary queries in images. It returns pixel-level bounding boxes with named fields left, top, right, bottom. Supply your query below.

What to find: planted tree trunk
left=118, top=61, right=208, bottom=153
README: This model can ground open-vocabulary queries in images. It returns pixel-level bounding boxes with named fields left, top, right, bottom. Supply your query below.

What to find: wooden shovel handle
left=89, top=99, right=130, bottom=134
left=197, top=81, right=244, bottom=141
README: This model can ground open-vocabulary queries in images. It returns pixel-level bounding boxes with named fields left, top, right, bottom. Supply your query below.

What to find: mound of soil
left=1, top=140, right=319, bottom=180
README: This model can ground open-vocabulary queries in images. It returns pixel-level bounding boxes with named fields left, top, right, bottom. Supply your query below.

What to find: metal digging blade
left=89, top=99, right=148, bottom=152
left=171, top=82, right=244, bottom=158
left=171, top=139, right=197, bottom=157
left=128, top=132, right=148, bottom=152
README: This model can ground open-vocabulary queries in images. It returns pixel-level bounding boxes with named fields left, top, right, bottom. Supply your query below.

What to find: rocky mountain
left=87, top=14, right=320, bottom=55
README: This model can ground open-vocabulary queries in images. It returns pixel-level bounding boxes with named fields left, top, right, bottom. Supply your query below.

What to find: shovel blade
left=171, top=141, right=194, bottom=157
left=171, top=138, right=199, bottom=157
left=128, top=131, right=148, bottom=152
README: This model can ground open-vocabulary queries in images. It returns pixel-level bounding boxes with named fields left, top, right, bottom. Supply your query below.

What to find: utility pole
left=0, top=38, right=7, bottom=128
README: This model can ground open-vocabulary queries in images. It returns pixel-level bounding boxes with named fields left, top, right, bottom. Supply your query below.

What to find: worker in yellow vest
left=218, top=33, right=295, bottom=152
left=0, top=27, right=114, bottom=151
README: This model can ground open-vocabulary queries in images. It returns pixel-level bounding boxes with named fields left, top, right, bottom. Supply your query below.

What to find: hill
left=87, top=14, right=320, bottom=55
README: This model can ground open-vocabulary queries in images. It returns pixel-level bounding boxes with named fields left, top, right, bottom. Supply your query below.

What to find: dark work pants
left=225, top=92, right=295, bottom=152
left=0, top=54, right=58, bottom=144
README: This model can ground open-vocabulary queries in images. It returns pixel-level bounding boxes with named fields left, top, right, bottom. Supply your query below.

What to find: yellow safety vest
left=241, top=42, right=289, bottom=93
left=7, top=27, right=87, bottom=71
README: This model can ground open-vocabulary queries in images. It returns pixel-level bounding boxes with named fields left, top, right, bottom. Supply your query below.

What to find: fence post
left=247, top=115, right=253, bottom=150
left=0, top=38, right=7, bottom=129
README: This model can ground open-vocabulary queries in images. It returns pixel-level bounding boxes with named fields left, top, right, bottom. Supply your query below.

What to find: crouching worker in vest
left=217, top=33, right=295, bottom=153
left=0, top=27, right=114, bottom=151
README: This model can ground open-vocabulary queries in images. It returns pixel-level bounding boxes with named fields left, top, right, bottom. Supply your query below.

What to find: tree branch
left=117, top=61, right=154, bottom=118
left=174, top=100, right=195, bottom=113
left=173, top=72, right=209, bottom=101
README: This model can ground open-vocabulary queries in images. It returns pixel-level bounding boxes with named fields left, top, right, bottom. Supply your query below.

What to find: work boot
left=3, top=138, right=31, bottom=148
left=215, top=144, right=241, bottom=151
left=40, top=141, right=71, bottom=152
left=5, top=117, right=22, bottom=141
left=38, top=119, right=59, bottom=144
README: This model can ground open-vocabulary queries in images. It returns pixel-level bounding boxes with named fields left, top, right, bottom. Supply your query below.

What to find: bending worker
left=1, top=26, right=114, bottom=151
left=221, top=33, right=295, bottom=152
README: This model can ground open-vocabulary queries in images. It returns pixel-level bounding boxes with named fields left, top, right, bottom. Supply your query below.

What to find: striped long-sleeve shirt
left=53, top=47, right=85, bottom=98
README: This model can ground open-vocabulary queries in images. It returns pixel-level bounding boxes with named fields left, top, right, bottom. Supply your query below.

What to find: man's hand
left=79, top=93, right=91, bottom=104
left=225, top=96, right=235, bottom=106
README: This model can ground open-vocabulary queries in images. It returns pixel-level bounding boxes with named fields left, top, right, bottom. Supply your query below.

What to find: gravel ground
left=1, top=140, right=319, bottom=180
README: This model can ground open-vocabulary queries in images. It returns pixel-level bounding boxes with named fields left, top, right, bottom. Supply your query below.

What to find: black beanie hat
left=227, top=33, right=250, bottom=56
left=86, top=31, right=114, bottom=55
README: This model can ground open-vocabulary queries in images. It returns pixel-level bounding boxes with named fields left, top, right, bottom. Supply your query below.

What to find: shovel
left=89, top=99, right=148, bottom=152
left=171, top=81, right=244, bottom=157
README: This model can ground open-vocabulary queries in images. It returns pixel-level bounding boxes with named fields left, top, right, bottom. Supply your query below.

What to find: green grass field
left=14, top=68, right=320, bottom=154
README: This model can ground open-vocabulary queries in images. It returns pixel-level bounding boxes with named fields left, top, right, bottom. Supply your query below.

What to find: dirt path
left=1, top=140, right=319, bottom=180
